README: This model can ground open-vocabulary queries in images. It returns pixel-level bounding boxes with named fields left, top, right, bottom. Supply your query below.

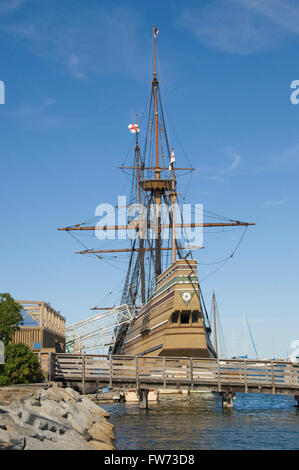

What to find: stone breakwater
left=0, top=383, right=114, bottom=450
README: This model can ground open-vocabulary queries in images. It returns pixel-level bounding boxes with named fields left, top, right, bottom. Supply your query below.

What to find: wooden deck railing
left=48, top=353, right=299, bottom=394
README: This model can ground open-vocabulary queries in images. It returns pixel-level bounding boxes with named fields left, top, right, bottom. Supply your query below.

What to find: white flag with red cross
left=169, top=148, right=175, bottom=171
left=128, top=123, right=139, bottom=133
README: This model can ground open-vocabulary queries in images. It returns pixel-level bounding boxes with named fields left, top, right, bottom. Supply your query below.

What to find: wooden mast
left=135, top=113, right=141, bottom=207
left=170, top=149, right=177, bottom=263
left=153, top=25, right=160, bottom=180
left=135, top=113, right=145, bottom=303
left=153, top=25, right=161, bottom=277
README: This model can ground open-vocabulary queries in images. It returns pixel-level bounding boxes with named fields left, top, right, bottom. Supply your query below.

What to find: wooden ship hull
left=121, top=259, right=216, bottom=358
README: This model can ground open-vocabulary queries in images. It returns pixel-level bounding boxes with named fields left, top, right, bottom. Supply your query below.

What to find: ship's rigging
left=59, top=26, right=255, bottom=355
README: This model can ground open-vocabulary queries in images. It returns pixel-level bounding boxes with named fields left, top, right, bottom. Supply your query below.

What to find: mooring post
left=139, top=388, right=149, bottom=410
left=295, top=395, right=299, bottom=407
left=221, top=390, right=235, bottom=409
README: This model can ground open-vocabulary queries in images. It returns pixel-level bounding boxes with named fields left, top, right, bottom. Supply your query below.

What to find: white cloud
left=222, top=151, right=241, bottom=174
left=0, top=0, right=31, bottom=14
left=254, top=141, right=299, bottom=175
left=7, top=98, right=81, bottom=130
left=178, top=0, right=299, bottom=55
left=261, top=199, right=287, bottom=208
left=0, top=3, right=145, bottom=80
left=68, top=53, right=84, bottom=79
left=206, top=149, right=241, bottom=183
left=207, top=175, right=229, bottom=184
left=236, top=0, right=299, bottom=34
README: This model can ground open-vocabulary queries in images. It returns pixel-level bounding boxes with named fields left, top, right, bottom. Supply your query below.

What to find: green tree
left=0, top=343, right=44, bottom=386
left=0, top=293, right=23, bottom=345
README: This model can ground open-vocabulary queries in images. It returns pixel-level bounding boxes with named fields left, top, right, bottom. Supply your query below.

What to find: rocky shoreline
left=0, top=383, right=115, bottom=450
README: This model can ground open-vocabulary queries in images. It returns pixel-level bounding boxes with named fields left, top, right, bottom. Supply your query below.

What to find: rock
left=0, top=411, right=30, bottom=436
left=35, top=385, right=81, bottom=404
left=89, top=439, right=115, bottom=450
left=88, top=422, right=114, bottom=444
left=0, top=385, right=114, bottom=450
left=0, top=429, right=25, bottom=450
left=80, top=396, right=110, bottom=418
left=26, top=398, right=41, bottom=407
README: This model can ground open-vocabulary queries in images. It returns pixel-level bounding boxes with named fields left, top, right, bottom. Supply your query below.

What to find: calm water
left=101, top=393, right=299, bottom=450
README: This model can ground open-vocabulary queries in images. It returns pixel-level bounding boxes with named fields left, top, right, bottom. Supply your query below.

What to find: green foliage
left=0, top=293, right=23, bottom=345
left=0, top=343, right=44, bottom=386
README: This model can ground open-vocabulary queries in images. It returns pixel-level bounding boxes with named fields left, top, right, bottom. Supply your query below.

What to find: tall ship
left=60, top=26, right=254, bottom=358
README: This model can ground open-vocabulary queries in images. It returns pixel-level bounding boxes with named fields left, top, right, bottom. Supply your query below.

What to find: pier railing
left=48, top=353, right=299, bottom=395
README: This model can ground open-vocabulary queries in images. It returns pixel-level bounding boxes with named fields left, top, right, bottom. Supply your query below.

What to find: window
left=192, top=312, right=199, bottom=323
left=171, top=312, right=179, bottom=324
left=180, top=313, right=190, bottom=324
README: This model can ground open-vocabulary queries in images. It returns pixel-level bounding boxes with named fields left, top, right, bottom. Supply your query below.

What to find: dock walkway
left=44, top=353, right=299, bottom=408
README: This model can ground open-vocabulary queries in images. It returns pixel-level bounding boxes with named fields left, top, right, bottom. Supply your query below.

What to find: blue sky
left=0, top=0, right=299, bottom=358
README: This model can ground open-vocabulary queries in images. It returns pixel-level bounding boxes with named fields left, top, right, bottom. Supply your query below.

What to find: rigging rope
left=199, top=226, right=248, bottom=282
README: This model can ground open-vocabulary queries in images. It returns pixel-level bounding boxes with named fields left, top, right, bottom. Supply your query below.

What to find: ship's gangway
left=65, top=304, right=134, bottom=354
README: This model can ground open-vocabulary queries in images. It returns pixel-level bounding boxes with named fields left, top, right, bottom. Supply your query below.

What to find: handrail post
left=217, top=358, right=221, bottom=392
left=190, top=358, right=194, bottom=390
left=163, top=357, right=166, bottom=389
left=82, top=353, right=86, bottom=395
left=136, top=356, right=139, bottom=389
left=244, top=359, right=248, bottom=393
left=48, top=352, right=54, bottom=381
left=109, top=355, right=112, bottom=388
left=271, top=360, right=275, bottom=394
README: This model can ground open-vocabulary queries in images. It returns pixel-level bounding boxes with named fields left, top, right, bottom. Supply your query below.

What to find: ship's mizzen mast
left=135, top=113, right=146, bottom=304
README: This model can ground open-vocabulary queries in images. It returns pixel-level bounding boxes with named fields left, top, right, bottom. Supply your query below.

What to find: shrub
left=0, top=343, right=44, bottom=386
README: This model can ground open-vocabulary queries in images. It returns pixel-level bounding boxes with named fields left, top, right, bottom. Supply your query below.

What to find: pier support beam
left=294, top=395, right=299, bottom=407
left=220, top=391, right=235, bottom=409
left=139, top=389, right=149, bottom=410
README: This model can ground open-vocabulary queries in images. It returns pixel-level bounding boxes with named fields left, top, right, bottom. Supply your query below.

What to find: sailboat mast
left=213, top=291, right=218, bottom=356
left=232, top=329, right=236, bottom=358
left=244, top=313, right=248, bottom=358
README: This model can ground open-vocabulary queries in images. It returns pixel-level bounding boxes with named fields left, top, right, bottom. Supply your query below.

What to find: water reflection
left=101, top=392, right=299, bottom=450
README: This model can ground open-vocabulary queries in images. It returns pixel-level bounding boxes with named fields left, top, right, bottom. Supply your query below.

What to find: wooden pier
left=43, top=353, right=299, bottom=408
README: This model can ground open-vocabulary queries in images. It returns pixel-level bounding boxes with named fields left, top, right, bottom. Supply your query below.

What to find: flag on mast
left=169, top=148, right=175, bottom=172
left=128, top=123, right=139, bottom=133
